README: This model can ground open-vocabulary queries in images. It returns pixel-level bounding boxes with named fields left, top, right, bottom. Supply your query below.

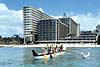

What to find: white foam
left=82, top=51, right=90, bottom=58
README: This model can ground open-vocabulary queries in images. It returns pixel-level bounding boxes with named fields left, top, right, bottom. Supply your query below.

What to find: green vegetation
left=97, top=35, right=100, bottom=44
left=0, top=35, right=24, bottom=45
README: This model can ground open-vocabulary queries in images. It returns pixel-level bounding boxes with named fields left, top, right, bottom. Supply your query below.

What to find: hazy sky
left=0, top=0, right=100, bottom=37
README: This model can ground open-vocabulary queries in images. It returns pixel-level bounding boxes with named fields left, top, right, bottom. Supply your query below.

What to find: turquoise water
left=0, top=47, right=100, bottom=67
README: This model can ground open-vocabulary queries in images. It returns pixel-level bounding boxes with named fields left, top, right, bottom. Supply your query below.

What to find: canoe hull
left=32, top=50, right=65, bottom=59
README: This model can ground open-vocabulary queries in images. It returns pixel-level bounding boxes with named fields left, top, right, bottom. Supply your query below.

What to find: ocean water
left=0, top=47, right=100, bottom=67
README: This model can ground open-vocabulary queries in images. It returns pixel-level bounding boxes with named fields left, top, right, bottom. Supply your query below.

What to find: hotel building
left=37, top=19, right=68, bottom=41
left=36, top=18, right=79, bottom=43
left=23, top=6, right=52, bottom=44
left=23, top=6, right=79, bottom=44
left=59, top=18, right=80, bottom=37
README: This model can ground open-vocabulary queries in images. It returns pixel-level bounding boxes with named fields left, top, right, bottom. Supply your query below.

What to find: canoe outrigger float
left=32, top=50, right=65, bottom=59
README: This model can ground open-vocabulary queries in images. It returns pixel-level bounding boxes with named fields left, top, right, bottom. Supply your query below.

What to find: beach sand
left=0, top=43, right=100, bottom=48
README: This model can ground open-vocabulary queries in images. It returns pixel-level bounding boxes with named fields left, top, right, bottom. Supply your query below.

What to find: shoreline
left=0, top=43, right=100, bottom=48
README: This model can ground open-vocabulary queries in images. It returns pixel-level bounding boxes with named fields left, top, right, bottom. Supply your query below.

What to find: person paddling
left=54, top=45, right=58, bottom=53
left=60, top=45, right=63, bottom=51
left=54, top=45, right=58, bottom=57
left=43, top=48, right=47, bottom=59
left=48, top=46, right=53, bottom=58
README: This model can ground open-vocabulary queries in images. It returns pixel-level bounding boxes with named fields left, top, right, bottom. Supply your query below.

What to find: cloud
left=0, top=3, right=23, bottom=37
left=71, top=13, right=100, bottom=31
left=51, top=12, right=100, bottom=31
left=38, top=8, right=44, bottom=13
left=51, top=12, right=75, bottom=19
left=0, top=3, right=8, bottom=10
left=51, top=15, right=63, bottom=19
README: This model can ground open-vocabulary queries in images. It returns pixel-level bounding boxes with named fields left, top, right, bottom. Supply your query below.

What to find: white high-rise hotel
left=23, top=6, right=52, bottom=44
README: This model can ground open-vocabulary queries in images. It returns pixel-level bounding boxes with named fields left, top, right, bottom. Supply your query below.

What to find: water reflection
left=23, top=47, right=33, bottom=66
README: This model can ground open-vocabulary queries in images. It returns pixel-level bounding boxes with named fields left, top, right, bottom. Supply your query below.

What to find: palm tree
left=13, top=35, right=24, bottom=44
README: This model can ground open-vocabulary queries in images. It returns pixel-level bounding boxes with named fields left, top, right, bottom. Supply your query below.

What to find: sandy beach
left=0, top=43, right=100, bottom=48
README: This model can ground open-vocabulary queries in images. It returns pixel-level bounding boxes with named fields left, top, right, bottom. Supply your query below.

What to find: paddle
left=44, top=53, right=47, bottom=59
left=50, top=54, right=53, bottom=58
left=54, top=48, right=58, bottom=58
left=43, top=48, right=47, bottom=59
left=54, top=52, right=57, bottom=58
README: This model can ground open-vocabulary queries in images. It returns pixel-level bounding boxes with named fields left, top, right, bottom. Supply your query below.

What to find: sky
left=0, top=0, right=100, bottom=37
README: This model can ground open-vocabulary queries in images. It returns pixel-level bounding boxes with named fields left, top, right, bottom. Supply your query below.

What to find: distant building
left=61, top=31, right=96, bottom=43
left=59, top=17, right=80, bottom=37
left=23, top=6, right=52, bottom=44
left=79, top=31, right=96, bottom=40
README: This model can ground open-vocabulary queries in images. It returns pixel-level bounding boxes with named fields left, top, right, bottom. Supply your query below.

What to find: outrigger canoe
left=32, top=50, right=65, bottom=59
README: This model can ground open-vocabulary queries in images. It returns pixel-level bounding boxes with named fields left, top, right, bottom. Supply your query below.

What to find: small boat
left=32, top=50, right=65, bottom=59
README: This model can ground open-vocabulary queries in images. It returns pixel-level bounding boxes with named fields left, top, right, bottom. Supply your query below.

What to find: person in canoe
left=54, top=45, right=58, bottom=53
left=59, top=44, right=63, bottom=51
left=54, top=45, right=58, bottom=57
left=43, top=47, right=47, bottom=59
left=48, top=46, right=53, bottom=58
